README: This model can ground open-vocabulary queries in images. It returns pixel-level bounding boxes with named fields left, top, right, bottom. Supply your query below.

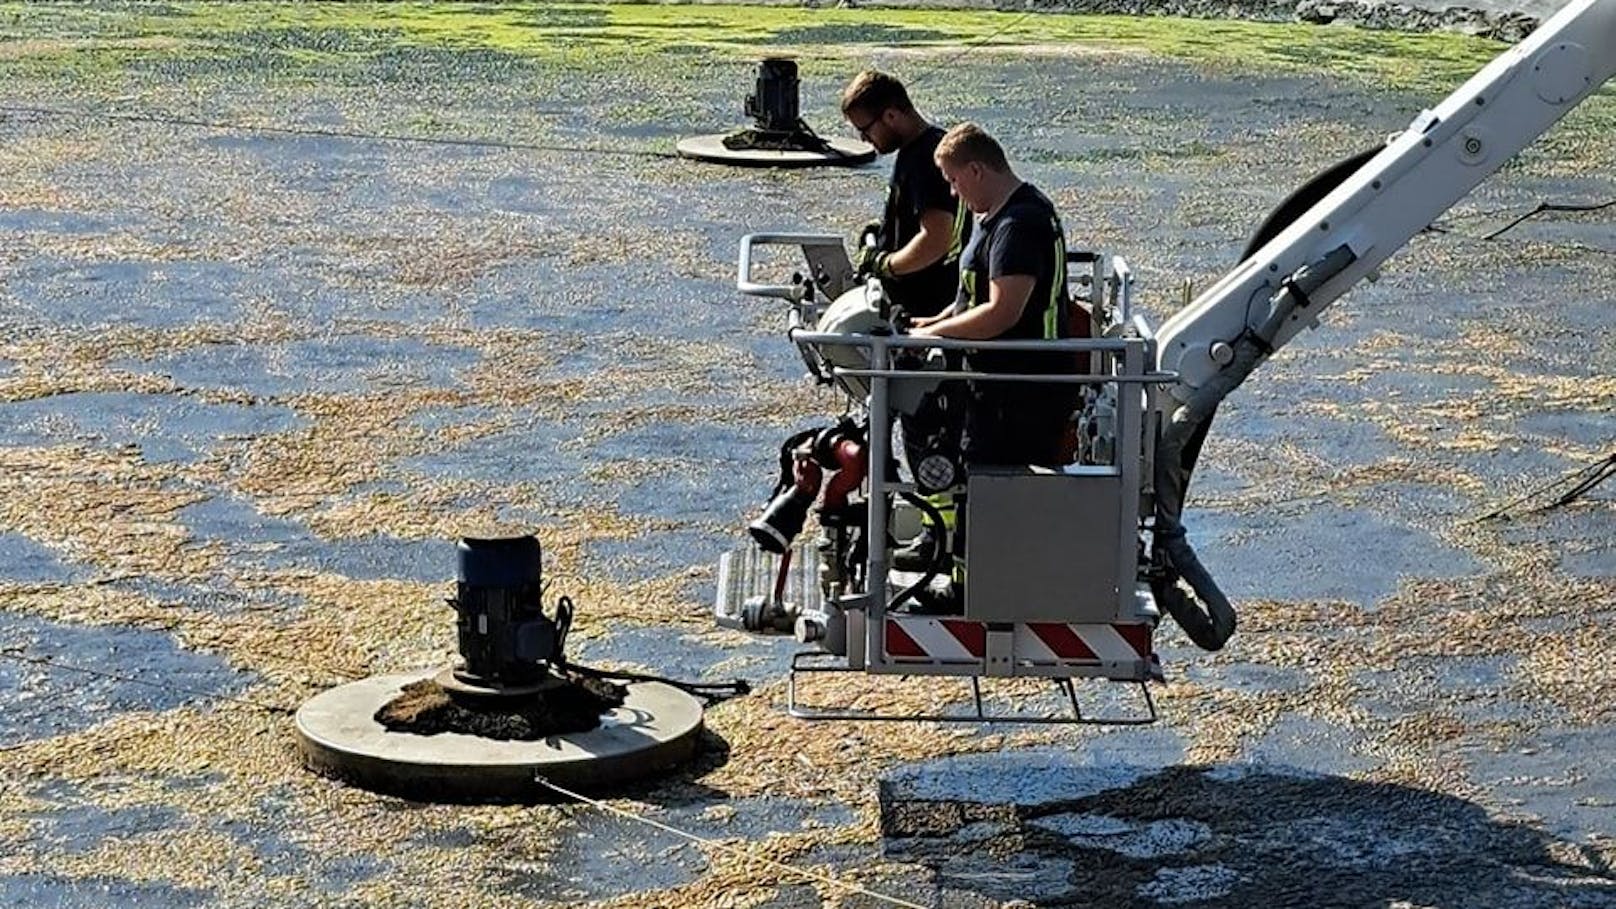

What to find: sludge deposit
left=0, top=3, right=1612, bottom=907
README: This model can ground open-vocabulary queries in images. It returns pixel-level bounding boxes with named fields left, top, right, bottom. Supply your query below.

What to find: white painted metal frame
left=782, top=327, right=1168, bottom=681
left=1156, top=0, right=1616, bottom=404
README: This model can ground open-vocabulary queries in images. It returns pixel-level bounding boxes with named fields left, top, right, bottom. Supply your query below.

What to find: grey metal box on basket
left=965, top=466, right=1125, bottom=624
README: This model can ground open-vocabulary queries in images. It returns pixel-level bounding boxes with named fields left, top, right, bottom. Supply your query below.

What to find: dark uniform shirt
left=880, top=125, right=969, bottom=318
left=955, top=182, right=1075, bottom=465
left=957, top=182, right=1070, bottom=373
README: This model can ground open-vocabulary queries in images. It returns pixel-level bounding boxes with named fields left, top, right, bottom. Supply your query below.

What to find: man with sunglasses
left=840, top=70, right=968, bottom=320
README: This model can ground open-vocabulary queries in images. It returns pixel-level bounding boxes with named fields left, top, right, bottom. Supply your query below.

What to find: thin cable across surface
left=533, top=774, right=933, bottom=909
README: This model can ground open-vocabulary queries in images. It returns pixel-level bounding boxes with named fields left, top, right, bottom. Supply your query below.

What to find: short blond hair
left=934, top=122, right=1010, bottom=173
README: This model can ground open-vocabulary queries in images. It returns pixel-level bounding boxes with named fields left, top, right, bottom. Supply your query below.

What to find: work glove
left=855, top=244, right=894, bottom=280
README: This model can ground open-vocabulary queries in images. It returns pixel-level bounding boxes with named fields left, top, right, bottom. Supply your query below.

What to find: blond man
left=914, top=122, right=1076, bottom=467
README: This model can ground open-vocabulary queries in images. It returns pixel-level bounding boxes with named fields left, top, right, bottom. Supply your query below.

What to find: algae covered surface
left=0, top=3, right=1613, bottom=907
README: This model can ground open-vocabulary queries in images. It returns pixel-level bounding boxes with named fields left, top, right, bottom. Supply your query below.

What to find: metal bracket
left=786, top=651, right=1158, bottom=725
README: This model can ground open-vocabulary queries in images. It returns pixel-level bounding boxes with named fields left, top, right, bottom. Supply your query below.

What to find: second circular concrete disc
left=677, top=134, right=876, bottom=168
left=295, top=670, right=705, bottom=803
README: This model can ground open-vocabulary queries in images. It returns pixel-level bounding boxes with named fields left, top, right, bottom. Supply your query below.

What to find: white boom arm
left=1143, top=0, right=1615, bottom=652
left=1155, top=0, right=1616, bottom=403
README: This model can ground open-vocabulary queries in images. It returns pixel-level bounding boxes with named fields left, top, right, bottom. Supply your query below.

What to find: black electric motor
left=450, top=535, right=560, bottom=689
left=714, top=57, right=841, bottom=156
left=744, top=57, right=801, bottom=133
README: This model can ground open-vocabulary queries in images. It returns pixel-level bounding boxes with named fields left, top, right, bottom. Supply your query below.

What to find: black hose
left=887, top=493, right=949, bottom=612
left=560, top=660, right=750, bottom=705
left=1149, top=517, right=1238, bottom=652
left=770, top=427, right=822, bottom=496
left=550, top=594, right=750, bottom=705
left=552, top=595, right=575, bottom=660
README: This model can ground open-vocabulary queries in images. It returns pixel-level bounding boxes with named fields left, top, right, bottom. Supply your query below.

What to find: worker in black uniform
left=840, top=70, right=968, bottom=319
left=902, top=123, right=1078, bottom=610
left=842, top=70, right=974, bottom=577
left=912, top=121, right=1077, bottom=468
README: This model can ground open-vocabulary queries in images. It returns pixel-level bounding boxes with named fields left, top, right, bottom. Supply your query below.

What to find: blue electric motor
left=450, top=535, right=560, bottom=689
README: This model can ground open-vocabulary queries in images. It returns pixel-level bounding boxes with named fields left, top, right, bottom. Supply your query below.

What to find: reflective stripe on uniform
left=946, top=202, right=968, bottom=264
left=1045, top=218, right=1066, bottom=340
left=965, top=208, right=1065, bottom=331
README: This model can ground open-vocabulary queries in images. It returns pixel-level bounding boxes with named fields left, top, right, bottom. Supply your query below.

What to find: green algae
left=7, top=0, right=1607, bottom=165
left=0, top=1, right=1506, bottom=91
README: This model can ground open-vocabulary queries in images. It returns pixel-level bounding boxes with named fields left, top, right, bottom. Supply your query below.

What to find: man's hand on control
left=855, top=244, right=894, bottom=279
left=907, top=312, right=950, bottom=337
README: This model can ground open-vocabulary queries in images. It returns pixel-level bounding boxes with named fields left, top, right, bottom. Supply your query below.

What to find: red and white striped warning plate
left=883, top=618, right=1153, bottom=664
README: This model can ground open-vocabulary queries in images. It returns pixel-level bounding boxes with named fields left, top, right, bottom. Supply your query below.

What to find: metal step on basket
left=714, top=544, right=823, bottom=634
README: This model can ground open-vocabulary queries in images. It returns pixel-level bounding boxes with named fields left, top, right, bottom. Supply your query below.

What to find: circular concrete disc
left=677, top=133, right=876, bottom=168
left=295, top=670, right=704, bottom=802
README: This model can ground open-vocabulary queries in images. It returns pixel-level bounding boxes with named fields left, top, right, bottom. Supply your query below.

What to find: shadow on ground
left=880, top=759, right=1616, bottom=908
